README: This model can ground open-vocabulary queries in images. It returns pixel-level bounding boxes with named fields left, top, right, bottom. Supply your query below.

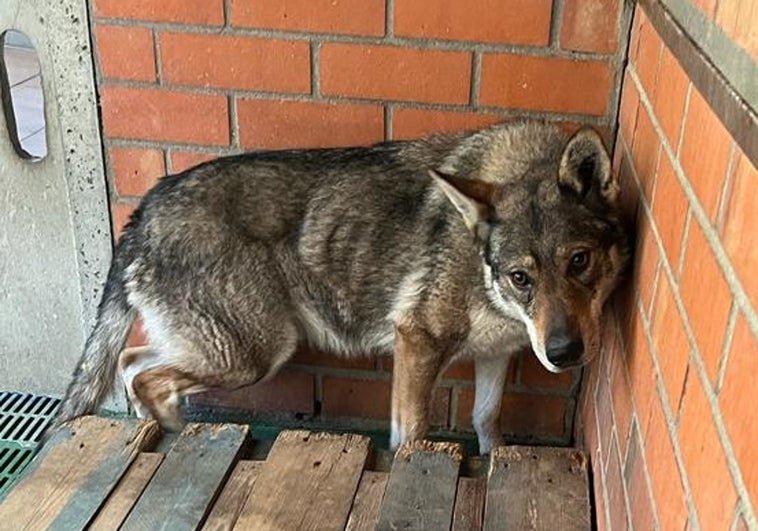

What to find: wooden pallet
left=0, top=416, right=591, bottom=530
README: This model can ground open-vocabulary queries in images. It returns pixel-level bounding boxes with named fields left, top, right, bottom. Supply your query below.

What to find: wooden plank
left=89, top=452, right=164, bottom=530
left=452, top=477, right=486, bottom=531
left=234, top=430, right=370, bottom=531
left=484, top=446, right=590, bottom=531
left=121, top=423, right=249, bottom=531
left=202, top=460, right=263, bottom=531
left=346, top=471, right=389, bottom=531
left=376, top=440, right=463, bottom=531
left=0, top=416, right=159, bottom=530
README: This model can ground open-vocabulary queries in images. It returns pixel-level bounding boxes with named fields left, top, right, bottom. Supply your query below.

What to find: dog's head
left=433, top=124, right=630, bottom=372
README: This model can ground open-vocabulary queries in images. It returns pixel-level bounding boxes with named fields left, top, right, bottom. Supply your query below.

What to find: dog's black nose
left=546, top=335, right=584, bottom=366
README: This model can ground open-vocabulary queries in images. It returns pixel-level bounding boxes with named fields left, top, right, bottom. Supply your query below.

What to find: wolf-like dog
left=50, top=120, right=629, bottom=454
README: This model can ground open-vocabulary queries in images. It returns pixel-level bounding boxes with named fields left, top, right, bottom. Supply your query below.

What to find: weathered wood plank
left=121, top=423, right=249, bottom=531
left=234, top=430, right=370, bottom=531
left=89, top=452, right=164, bottom=530
left=484, top=446, right=590, bottom=531
left=0, top=416, right=159, bottom=531
left=376, top=440, right=463, bottom=531
left=346, top=471, right=389, bottom=531
left=452, top=477, right=486, bottom=531
left=202, top=460, right=263, bottom=531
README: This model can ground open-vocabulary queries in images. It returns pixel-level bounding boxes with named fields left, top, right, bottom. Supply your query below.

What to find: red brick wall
left=579, top=3, right=758, bottom=529
left=90, top=0, right=630, bottom=443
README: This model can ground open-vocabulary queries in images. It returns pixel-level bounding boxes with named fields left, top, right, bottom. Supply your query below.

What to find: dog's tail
left=45, top=228, right=139, bottom=438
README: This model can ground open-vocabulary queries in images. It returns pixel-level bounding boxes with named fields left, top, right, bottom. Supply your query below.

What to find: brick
left=652, top=47, right=689, bottom=149
left=595, top=354, right=614, bottom=457
left=582, top=337, right=604, bottom=408
left=502, top=393, right=567, bottom=439
left=322, top=377, right=449, bottom=427
left=613, top=263, right=637, bottom=343
left=679, top=366, right=738, bottom=530
left=631, top=9, right=662, bottom=101
left=593, top=463, right=609, bottom=531
left=323, top=377, right=390, bottom=421
left=692, top=0, right=717, bottom=18
left=606, top=432, right=629, bottom=530
left=617, top=70, right=640, bottom=151
left=101, top=86, right=229, bottom=146
left=169, top=151, right=220, bottom=174
left=231, top=0, right=384, bottom=35
left=716, top=0, right=758, bottom=61
left=627, top=5, right=643, bottom=68
left=616, top=146, right=640, bottom=240
left=679, top=221, right=732, bottom=385
left=479, top=54, right=612, bottom=116
left=292, top=347, right=375, bottom=371
left=720, top=315, right=758, bottom=509
left=679, top=87, right=732, bottom=221
left=110, top=147, right=164, bottom=198
left=624, top=424, right=656, bottom=531
left=734, top=516, right=750, bottom=531
left=644, top=399, right=688, bottom=531
left=93, top=0, right=224, bottom=25
left=650, top=273, right=690, bottom=414
left=441, top=360, right=475, bottom=380
left=321, top=44, right=471, bottom=105
left=189, top=370, right=315, bottom=414
left=634, top=212, right=659, bottom=315
left=456, top=389, right=566, bottom=439
left=651, top=151, right=688, bottom=271
left=610, top=356, right=633, bottom=457
left=439, top=355, right=517, bottom=381
left=582, top=382, right=599, bottom=454
left=432, top=387, right=452, bottom=427
left=560, top=0, right=620, bottom=54
left=111, top=202, right=136, bottom=240
left=391, top=109, right=501, bottom=140
left=630, top=105, right=660, bottom=203
left=160, top=33, right=310, bottom=93
left=625, top=311, right=656, bottom=438
left=394, top=0, right=551, bottom=45
left=95, top=25, right=155, bottom=82
left=722, top=152, right=758, bottom=310
left=520, top=352, right=575, bottom=390
left=237, top=99, right=383, bottom=150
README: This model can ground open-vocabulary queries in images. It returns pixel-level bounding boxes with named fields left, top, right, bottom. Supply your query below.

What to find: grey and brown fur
left=50, top=120, right=630, bottom=454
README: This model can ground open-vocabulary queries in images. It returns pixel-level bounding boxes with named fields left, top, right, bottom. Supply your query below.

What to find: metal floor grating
left=0, top=391, right=59, bottom=496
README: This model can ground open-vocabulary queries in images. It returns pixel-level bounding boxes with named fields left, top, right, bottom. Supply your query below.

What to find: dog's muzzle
left=546, top=333, right=584, bottom=368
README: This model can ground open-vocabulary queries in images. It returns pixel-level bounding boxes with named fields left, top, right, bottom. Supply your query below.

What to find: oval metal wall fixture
left=0, top=29, right=48, bottom=161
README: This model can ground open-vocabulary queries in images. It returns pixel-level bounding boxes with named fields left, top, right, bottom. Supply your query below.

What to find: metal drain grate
left=0, top=391, right=59, bottom=496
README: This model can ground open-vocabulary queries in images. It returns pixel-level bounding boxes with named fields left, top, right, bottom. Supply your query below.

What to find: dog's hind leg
left=119, top=346, right=158, bottom=419
left=123, top=241, right=301, bottom=431
left=121, top=318, right=299, bottom=431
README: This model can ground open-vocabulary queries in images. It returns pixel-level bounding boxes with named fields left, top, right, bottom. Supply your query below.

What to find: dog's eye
left=509, top=271, right=532, bottom=289
left=570, top=251, right=590, bottom=272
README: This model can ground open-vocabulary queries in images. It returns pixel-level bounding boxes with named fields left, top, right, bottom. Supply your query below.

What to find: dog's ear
left=429, top=170, right=497, bottom=232
left=558, top=128, right=617, bottom=205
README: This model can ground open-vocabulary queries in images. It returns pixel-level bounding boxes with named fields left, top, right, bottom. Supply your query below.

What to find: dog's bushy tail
left=45, top=238, right=138, bottom=438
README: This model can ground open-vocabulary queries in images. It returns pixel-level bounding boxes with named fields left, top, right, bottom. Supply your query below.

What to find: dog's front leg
left=473, top=354, right=510, bottom=455
left=390, top=326, right=445, bottom=450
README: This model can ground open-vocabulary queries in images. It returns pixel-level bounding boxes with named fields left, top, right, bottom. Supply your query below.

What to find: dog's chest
left=462, top=304, right=530, bottom=357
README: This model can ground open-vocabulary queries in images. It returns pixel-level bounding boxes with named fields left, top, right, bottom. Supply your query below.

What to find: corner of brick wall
left=578, top=2, right=758, bottom=529
left=91, top=0, right=631, bottom=443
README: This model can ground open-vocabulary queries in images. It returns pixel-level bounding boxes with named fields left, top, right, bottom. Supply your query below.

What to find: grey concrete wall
left=0, top=0, right=124, bottom=410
